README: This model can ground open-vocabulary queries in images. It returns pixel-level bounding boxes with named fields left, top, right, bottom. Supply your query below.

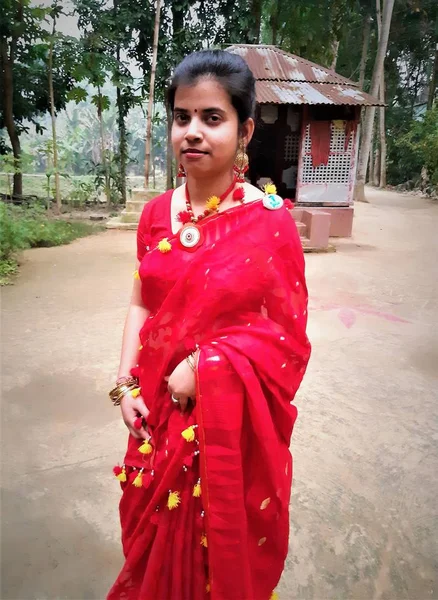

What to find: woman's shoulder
left=241, top=182, right=263, bottom=203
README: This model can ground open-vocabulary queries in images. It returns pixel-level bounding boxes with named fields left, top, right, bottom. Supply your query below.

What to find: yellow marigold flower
left=264, top=182, right=277, bottom=195
left=131, top=388, right=141, bottom=398
left=206, top=195, right=220, bottom=211
left=133, top=270, right=140, bottom=280
left=158, top=238, right=172, bottom=253
left=193, top=481, right=202, bottom=497
left=167, top=490, right=181, bottom=510
left=270, top=593, right=279, bottom=600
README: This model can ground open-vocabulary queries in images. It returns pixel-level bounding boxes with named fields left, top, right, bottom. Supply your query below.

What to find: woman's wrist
left=185, top=349, right=199, bottom=372
left=110, top=375, right=140, bottom=406
left=116, top=375, right=133, bottom=385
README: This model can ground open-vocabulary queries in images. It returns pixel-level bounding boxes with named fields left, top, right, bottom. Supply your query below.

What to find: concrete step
left=131, top=188, right=164, bottom=202
left=296, top=221, right=307, bottom=236
left=300, top=236, right=335, bottom=253
left=120, top=210, right=142, bottom=224
left=125, top=200, right=147, bottom=213
left=106, top=217, right=138, bottom=230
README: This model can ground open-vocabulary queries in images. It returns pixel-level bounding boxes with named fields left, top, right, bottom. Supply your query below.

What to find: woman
left=108, top=50, right=311, bottom=600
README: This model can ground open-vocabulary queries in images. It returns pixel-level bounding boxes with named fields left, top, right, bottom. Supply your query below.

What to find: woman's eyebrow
left=174, top=107, right=226, bottom=115
left=202, top=108, right=226, bottom=115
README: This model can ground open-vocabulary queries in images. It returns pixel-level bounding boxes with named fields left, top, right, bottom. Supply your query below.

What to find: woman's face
left=171, top=77, right=253, bottom=179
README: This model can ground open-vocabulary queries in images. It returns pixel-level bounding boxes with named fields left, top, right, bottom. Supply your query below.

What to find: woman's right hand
left=120, top=392, right=150, bottom=439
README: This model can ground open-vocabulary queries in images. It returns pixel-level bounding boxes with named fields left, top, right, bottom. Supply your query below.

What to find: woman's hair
left=167, top=50, right=256, bottom=124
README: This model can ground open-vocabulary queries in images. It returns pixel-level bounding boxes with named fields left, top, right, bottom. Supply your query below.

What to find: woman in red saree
left=108, top=50, right=311, bottom=600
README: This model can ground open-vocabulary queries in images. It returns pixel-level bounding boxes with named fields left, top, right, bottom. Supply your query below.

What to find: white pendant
left=179, top=224, right=202, bottom=249
left=263, top=194, right=284, bottom=210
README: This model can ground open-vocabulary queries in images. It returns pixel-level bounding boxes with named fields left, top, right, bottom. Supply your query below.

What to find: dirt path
left=2, top=188, right=437, bottom=599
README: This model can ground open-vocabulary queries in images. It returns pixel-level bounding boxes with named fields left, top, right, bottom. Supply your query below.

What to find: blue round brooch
left=262, top=194, right=284, bottom=211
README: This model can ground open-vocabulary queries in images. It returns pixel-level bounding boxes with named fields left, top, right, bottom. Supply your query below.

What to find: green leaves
left=67, top=86, right=88, bottom=103
left=91, top=93, right=111, bottom=111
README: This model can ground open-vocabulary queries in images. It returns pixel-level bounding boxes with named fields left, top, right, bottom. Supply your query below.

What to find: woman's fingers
left=126, top=424, right=142, bottom=439
left=168, top=390, right=190, bottom=412
left=133, top=396, right=150, bottom=421
left=121, top=394, right=149, bottom=439
left=178, top=395, right=189, bottom=413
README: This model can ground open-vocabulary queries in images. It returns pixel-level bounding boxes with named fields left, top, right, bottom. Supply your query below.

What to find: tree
left=0, top=0, right=27, bottom=196
left=261, top=0, right=357, bottom=69
left=354, top=0, right=394, bottom=202
left=0, top=0, right=76, bottom=197
left=48, top=1, right=63, bottom=211
left=375, top=0, right=387, bottom=188
left=144, top=0, right=161, bottom=188
left=358, top=11, right=372, bottom=88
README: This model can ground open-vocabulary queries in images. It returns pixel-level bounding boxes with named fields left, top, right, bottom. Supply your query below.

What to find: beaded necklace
left=177, top=176, right=244, bottom=225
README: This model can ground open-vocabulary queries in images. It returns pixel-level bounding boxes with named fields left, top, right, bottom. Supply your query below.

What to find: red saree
left=108, top=191, right=311, bottom=600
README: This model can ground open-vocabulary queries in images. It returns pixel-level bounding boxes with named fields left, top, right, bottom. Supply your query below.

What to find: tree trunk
left=379, top=77, right=386, bottom=187
left=368, top=118, right=375, bottom=185
left=48, top=16, right=61, bottom=212
left=114, top=0, right=127, bottom=205
left=144, top=0, right=161, bottom=188
left=427, top=41, right=437, bottom=110
left=0, top=35, right=22, bottom=196
left=251, top=0, right=262, bottom=44
left=358, top=13, right=371, bottom=88
left=354, top=0, right=395, bottom=202
left=375, top=0, right=387, bottom=188
left=97, top=85, right=111, bottom=206
left=330, top=39, right=340, bottom=71
left=152, top=145, right=156, bottom=189
left=270, top=2, right=280, bottom=45
left=116, top=86, right=127, bottom=204
left=166, top=100, right=173, bottom=190
left=373, top=143, right=380, bottom=186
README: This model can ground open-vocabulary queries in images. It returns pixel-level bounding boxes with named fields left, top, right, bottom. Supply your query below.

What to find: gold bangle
left=109, top=378, right=139, bottom=405
left=186, top=353, right=196, bottom=371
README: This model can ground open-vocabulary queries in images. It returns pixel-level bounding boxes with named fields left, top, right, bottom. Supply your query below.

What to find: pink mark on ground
left=338, top=307, right=356, bottom=329
left=309, top=301, right=411, bottom=328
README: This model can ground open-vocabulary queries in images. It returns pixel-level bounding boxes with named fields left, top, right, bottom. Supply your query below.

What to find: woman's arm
left=117, top=261, right=150, bottom=379
left=117, top=261, right=150, bottom=439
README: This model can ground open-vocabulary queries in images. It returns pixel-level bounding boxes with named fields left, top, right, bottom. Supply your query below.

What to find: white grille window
left=284, top=132, right=300, bottom=162
left=302, top=123, right=354, bottom=184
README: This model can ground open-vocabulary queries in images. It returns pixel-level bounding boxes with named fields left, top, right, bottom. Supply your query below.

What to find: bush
left=0, top=203, right=103, bottom=283
left=388, top=106, right=438, bottom=192
left=67, top=179, right=99, bottom=207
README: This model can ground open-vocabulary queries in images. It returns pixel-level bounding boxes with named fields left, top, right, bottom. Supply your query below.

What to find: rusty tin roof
left=227, top=44, right=382, bottom=106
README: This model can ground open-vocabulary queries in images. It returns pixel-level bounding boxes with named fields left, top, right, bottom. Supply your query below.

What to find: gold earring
left=233, top=139, right=249, bottom=183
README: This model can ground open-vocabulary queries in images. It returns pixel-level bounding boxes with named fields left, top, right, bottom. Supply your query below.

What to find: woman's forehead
left=174, top=78, right=232, bottom=111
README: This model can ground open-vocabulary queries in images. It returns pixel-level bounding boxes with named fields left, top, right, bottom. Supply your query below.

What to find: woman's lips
left=183, top=150, right=208, bottom=160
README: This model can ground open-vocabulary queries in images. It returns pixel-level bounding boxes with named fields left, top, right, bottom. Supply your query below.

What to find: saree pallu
left=108, top=197, right=311, bottom=600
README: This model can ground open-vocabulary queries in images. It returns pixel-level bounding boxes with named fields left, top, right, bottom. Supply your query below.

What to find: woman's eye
left=175, top=113, right=188, bottom=124
left=207, top=115, right=221, bottom=124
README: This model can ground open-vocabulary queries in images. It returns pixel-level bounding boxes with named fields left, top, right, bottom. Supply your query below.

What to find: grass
left=0, top=173, right=168, bottom=202
left=0, top=202, right=104, bottom=285
left=0, top=258, right=19, bottom=286
left=0, top=173, right=91, bottom=200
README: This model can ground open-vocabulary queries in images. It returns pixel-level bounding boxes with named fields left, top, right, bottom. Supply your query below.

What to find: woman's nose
left=185, top=118, right=203, bottom=142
